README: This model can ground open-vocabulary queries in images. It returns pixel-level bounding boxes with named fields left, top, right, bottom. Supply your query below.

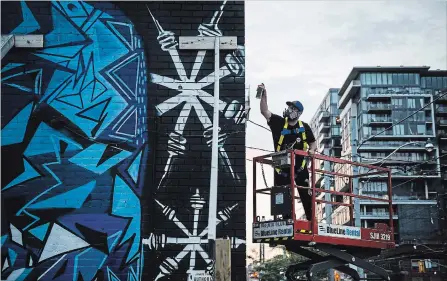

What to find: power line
left=357, top=89, right=447, bottom=151
left=247, top=119, right=271, bottom=132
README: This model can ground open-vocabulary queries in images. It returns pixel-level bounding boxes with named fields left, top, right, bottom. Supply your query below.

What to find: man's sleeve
left=267, top=113, right=284, bottom=131
left=305, top=122, right=316, bottom=143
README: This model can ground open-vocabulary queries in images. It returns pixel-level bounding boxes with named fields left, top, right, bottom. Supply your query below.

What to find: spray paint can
left=256, top=83, right=265, bottom=99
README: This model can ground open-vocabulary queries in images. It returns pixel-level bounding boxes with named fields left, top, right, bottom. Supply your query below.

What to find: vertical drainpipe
left=351, top=102, right=361, bottom=227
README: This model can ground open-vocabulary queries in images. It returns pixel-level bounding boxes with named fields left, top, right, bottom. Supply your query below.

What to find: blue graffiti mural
left=1, top=1, right=148, bottom=280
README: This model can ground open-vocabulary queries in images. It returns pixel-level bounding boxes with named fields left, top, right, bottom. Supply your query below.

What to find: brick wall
left=1, top=1, right=246, bottom=281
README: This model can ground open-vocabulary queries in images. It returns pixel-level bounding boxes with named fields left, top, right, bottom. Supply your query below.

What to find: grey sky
left=244, top=0, right=447, bottom=258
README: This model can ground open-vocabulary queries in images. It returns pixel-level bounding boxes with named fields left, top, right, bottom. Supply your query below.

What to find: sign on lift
left=253, top=220, right=294, bottom=239
left=317, top=223, right=361, bottom=240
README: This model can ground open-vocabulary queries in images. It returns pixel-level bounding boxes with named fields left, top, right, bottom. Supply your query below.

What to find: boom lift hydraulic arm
left=252, top=149, right=397, bottom=281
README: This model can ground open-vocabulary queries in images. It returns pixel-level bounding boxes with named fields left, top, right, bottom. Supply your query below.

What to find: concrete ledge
left=1, top=34, right=43, bottom=60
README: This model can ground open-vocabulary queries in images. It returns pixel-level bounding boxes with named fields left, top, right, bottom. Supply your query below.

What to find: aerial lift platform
left=252, top=150, right=396, bottom=281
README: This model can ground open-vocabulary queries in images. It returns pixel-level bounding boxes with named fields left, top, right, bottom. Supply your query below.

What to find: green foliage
left=252, top=248, right=329, bottom=281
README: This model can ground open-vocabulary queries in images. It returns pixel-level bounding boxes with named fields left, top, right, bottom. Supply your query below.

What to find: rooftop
left=338, top=66, right=432, bottom=97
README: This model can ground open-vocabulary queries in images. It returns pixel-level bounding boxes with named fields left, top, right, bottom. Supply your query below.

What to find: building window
left=365, top=73, right=372, bottom=85
left=381, top=73, right=387, bottom=85
left=393, top=124, right=404, bottom=135
left=388, top=73, right=393, bottom=84
left=377, top=73, right=382, bottom=84
left=371, top=73, right=377, bottom=85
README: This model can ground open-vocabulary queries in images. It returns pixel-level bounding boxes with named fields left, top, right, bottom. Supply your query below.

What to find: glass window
left=382, top=73, right=387, bottom=85
left=377, top=73, right=382, bottom=84
left=365, top=73, right=372, bottom=85
left=408, top=123, right=417, bottom=134
left=371, top=73, right=377, bottom=84
left=444, top=77, right=447, bottom=88
left=398, top=74, right=404, bottom=85
left=392, top=74, right=398, bottom=85
left=408, top=74, right=414, bottom=84
left=360, top=74, right=366, bottom=85
left=426, top=77, right=432, bottom=88
left=421, top=78, right=426, bottom=88
left=403, top=73, right=409, bottom=85
left=417, top=125, right=425, bottom=135
left=415, top=74, right=420, bottom=85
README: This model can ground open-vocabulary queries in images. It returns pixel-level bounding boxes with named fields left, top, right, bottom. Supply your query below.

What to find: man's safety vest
left=275, top=117, right=308, bottom=174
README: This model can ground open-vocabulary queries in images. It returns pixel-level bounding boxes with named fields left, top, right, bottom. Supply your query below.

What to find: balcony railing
left=368, top=104, right=392, bottom=111
left=318, top=111, right=330, bottom=122
left=318, top=122, right=330, bottom=133
left=318, top=133, right=330, bottom=143
left=358, top=141, right=428, bottom=149
left=360, top=212, right=397, bottom=217
left=369, top=117, right=392, bottom=122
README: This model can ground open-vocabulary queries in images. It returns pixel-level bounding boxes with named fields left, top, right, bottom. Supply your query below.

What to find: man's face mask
left=283, top=106, right=302, bottom=120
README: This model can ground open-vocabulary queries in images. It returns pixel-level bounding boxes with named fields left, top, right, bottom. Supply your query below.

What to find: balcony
left=318, top=122, right=330, bottom=133
left=367, top=103, right=392, bottom=113
left=360, top=195, right=437, bottom=205
left=437, top=119, right=447, bottom=127
left=360, top=212, right=398, bottom=219
left=366, top=93, right=393, bottom=101
left=319, top=141, right=331, bottom=152
left=362, top=131, right=434, bottom=140
left=436, top=107, right=447, bottom=116
left=362, top=155, right=435, bottom=164
left=318, top=133, right=330, bottom=144
left=435, top=94, right=447, bottom=104
left=369, top=117, right=393, bottom=126
left=318, top=111, right=330, bottom=122
left=357, top=141, right=430, bottom=151
left=338, top=80, right=361, bottom=109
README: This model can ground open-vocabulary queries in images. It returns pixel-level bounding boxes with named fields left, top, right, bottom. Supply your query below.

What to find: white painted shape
left=179, top=36, right=237, bottom=50
left=10, top=224, right=23, bottom=246
left=168, top=49, right=187, bottom=81
left=39, top=224, right=89, bottom=262
left=190, top=50, right=206, bottom=81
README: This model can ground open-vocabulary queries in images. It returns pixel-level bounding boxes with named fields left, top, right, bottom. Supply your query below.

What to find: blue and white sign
left=317, top=223, right=361, bottom=240
left=253, top=221, right=294, bottom=239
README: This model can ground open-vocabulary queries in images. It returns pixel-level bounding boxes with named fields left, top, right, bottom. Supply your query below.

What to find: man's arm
left=259, top=84, right=272, bottom=121
left=308, top=141, right=318, bottom=155
left=304, top=123, right=317, bottom=155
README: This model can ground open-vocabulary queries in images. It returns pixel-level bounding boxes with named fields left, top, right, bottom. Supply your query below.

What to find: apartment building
left=309, top=88, right=342, bottom=222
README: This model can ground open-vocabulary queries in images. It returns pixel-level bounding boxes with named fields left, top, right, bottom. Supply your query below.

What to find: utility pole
left=179, top=36, right=237, bottom=280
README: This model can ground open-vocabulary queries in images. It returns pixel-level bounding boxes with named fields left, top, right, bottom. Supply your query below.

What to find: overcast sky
left=244, top=0, right=447, bottom=259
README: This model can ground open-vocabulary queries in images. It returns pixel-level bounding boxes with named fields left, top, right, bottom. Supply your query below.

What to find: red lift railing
left=252, top=149, right=395, bottom=250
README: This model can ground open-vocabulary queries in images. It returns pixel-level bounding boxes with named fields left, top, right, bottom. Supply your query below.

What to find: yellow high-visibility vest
left=275, top=118, right=308, bottom=174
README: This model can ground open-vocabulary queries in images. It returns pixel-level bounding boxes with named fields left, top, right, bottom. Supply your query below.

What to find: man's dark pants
left=275, top=167, right=312, bottom=221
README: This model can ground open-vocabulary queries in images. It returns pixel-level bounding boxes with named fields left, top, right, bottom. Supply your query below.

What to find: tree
left=252, top=249, right=329, bottom=281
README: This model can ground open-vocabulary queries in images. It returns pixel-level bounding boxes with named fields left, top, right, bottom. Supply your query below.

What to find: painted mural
left=2, top=1, right=246, bottom=281
left=140, top=1, right=247, bottom=280
left=1, top=1, right=147, bottom=280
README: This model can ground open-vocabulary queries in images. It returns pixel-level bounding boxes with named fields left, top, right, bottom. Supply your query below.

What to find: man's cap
left=286, top=100, right=304, bottom=112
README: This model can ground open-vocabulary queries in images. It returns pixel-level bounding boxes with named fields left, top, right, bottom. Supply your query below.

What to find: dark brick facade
left=1, top=1, right=246, bottom=281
